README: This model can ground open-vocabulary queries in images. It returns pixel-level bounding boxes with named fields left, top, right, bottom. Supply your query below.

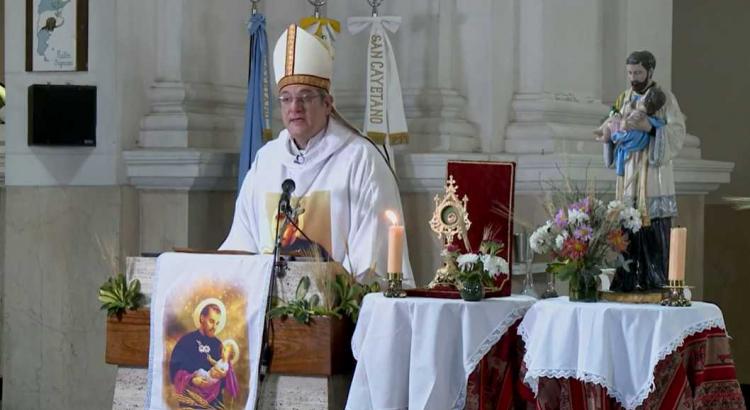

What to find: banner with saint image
left=146, top=253, right=273, bottom=409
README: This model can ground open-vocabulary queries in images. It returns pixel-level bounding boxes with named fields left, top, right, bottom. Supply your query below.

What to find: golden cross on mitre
left=429, top=175, right=471, bottom=251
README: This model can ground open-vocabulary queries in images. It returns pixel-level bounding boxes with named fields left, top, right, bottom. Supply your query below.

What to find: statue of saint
left=596, top=50, right=687, bottom=292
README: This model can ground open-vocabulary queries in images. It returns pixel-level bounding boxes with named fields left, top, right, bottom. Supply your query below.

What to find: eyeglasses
left=278, top=93, right=323, bottom=106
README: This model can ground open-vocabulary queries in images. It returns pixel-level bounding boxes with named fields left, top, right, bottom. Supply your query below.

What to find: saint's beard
left=631, top=79, right=649, bottom=93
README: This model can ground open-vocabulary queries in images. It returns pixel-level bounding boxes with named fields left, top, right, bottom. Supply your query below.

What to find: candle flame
left=385, top=210, right=399, bottom=225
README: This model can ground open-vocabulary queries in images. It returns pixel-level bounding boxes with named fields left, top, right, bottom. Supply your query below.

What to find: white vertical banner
left=348, top=16, right=409, bottom=147
left=146, top=253, right=273, bottom=410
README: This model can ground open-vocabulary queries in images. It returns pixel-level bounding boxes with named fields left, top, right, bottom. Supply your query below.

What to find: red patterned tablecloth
left=465, top=326, right=746, bottom=409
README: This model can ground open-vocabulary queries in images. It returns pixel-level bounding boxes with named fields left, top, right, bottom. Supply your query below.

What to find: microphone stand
left=256, top=198, right=290, bottom=407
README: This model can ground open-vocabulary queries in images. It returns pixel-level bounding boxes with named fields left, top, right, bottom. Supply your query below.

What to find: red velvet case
left=446, top=161, right=516, bottom=296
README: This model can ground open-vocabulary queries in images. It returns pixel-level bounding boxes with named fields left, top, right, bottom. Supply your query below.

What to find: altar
left=347, top=294, right=535, bottom=409
left=518, top=297, right=745, bottom=409
left=345, top=295, right=745, bottom=410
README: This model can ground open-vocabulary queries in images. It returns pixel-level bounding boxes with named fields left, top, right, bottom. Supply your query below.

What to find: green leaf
left=268, top=306, right=290, bottom=319
left=308, top=294, right=320, bottom=307
left=98, top=274, right=146, bottom=318
left=295, top=276, right=311, bottom=301
left=293, top=311, right=310, bottom=324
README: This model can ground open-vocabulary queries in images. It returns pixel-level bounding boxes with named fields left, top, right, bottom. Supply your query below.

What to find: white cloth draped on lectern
left=348, top=16, right=409, bottom=148
left=146, top=253, right=273, bottom=410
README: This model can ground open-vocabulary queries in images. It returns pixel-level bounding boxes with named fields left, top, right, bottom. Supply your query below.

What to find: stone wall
left=673, top=0, right=750, bottom=383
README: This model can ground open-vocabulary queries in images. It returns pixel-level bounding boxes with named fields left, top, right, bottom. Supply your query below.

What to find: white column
left=135, top=0, right=247, bottom=150
left=123, top=0, right=250, bottom=254
left=505, top=0, right=608, bottom=157
left=601, top=0, right=674, bottom=103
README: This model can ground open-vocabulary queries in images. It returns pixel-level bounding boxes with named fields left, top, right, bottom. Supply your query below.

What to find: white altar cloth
left=519, top=297, right=726, bottom=409
left=346, top=294, right=535, bottom=410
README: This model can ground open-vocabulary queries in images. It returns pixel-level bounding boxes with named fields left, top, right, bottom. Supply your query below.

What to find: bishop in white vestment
left=221, top=24, right=413, bottom=286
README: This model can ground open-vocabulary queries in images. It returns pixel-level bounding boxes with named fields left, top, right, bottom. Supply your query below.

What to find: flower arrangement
left=529, top=195, right=642, bottom=301
left=453, top=228, right=510, bottom=300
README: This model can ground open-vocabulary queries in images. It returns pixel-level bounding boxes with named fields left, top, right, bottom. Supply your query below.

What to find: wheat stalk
left=176, top=390, right=215, bottom=409
left=94, top=233, right=120, bottom=276
left=724, top=197, right=750, bottom=211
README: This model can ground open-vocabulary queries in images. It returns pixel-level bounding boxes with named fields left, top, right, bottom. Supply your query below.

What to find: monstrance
left=428, top=175, right=471, bottom=288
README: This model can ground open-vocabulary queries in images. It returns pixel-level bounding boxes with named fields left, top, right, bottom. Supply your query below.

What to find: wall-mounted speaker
left=28, top=84, right=97, bottom=146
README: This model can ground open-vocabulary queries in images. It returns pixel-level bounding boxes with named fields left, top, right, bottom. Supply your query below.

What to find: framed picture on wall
left=25, top=0, right=88, bottom=72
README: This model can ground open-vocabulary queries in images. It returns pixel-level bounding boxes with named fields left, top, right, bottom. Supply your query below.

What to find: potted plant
left=99, top=274, right=149, bottom=366
left=267, top=263, right=379, bottom=376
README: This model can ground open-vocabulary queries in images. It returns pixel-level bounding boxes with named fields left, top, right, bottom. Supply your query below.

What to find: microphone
left=279, top=178, right=296, bottom=215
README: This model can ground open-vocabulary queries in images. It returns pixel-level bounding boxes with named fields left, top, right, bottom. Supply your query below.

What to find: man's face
left=279, top=84, right=333, bottom=145
left=626, top=63, right=650, bottom=93
left=199, top=309, right=221, bottom=337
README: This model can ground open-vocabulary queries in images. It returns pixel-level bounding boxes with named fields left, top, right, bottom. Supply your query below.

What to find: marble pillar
left=124, top=0, right=249, bottom=253
left=2, top=187, right=138, bottom=409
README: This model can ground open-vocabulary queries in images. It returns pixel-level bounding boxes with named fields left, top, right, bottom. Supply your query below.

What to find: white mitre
left=273, top=24, right=333, bottom=92
left=273, top=24, right=363, bottom=135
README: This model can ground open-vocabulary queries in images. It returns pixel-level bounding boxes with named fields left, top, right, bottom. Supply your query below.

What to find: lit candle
left=386, top=210, right=404, bottom=273
left=668, top=227, right=687, bottom=281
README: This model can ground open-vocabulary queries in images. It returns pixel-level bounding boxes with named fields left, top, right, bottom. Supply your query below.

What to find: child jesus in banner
left=169, top=301, right=239, bottom=407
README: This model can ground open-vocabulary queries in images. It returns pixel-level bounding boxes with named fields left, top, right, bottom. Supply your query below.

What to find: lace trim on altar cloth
left=452, top=304, right=532, bottom=410
left=623, top=195, right=678, bottom=219
left=519, top=317, right=726, bottom=410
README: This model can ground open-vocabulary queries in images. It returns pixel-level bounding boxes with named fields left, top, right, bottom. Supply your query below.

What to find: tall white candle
left=386, top=210, right=404, bottom=273
left=668, top=227, right=687, bottom=281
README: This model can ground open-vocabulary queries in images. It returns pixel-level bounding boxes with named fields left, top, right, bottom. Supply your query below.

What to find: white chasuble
left=220, top=117, right=413, bottom=286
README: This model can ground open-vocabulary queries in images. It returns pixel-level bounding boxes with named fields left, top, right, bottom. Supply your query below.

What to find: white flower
left=497, top=257, right=510, bottom=274
left=619, top=207, right=642, bottom=233
left=607, top=200, right=625, bottom=213
left=457, top=253, right=479, bottom=271
left=568, top=208, right=590, bottom=225
left=554, top=231, right=569, bottom=252
left=530, top=222, right=553, bottom=254
left=481, top=254, right=510, bottom=275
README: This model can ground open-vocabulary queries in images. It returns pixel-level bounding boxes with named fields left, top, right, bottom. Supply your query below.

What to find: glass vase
left=541, top=271, right=559, bottom=299
left=568, top=269, right=600, bottom=302
left=459, top=277, right=485, bottom=301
